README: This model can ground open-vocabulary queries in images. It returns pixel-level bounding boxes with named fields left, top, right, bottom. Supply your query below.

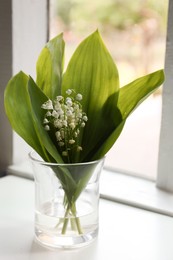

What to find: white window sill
left=101, top=168, right=173, bottom=217
left=1, top=175, right=173, bottom=260
left=7, top=162, right=173, bottom=217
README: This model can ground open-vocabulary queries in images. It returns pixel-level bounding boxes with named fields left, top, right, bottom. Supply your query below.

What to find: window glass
left=49, top=0, right=168, bottom=179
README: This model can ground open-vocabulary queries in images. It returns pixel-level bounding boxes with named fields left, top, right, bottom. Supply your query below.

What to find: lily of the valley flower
left=41, top=89, right=87, bottom=163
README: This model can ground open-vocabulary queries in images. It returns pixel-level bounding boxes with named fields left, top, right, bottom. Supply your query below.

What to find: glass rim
left=29, top=151, right=105, bottom=166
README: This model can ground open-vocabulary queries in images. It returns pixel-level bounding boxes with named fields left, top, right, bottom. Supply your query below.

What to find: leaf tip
left=94, top=28, right=101, bottom=37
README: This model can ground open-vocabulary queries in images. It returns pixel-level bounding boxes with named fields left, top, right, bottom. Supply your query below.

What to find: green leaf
left=27, top=76, right=64, bottom=163
left=53, top=166, right=77, bottom=202
left=118, top=69, right=165, bottom=120
left=53, top=162, right=101, bottom=204
left=4, top=34, right=164, bottom=165
left=72, top=163, right=99, bottom=201
left=28, top=77, right=101, bottom=203
left=36, top=33, right=65, bottom=99
left=4, top=71, right=50, bottom=161
left=91, top=69, right=164, bottom=160
left=62, top=30, right=121, bottom=162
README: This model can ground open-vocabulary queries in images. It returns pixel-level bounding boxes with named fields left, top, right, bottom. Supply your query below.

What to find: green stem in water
left=61, top=202, right=83, bottom=235
left=61, top=205, right=70, bottom=235
left=74, top=216, right=83, bottom=234
left=72, top=203, right=83, bottom=234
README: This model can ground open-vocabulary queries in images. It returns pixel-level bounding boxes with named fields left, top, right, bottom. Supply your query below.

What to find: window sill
left=1, top=175, right=173, bottom=260
left=100, top=168, right=173, bottom=217
left=7, top=162, right=173, bottom=217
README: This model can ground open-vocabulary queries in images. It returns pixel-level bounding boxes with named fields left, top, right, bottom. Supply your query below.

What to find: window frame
left=0, top=0, right=13, bottom=175
left=1, top=0, right=173, bottom=214
left=157, top=0, right=173, bottom=193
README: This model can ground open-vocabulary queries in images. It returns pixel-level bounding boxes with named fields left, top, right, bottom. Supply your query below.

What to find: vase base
left=35, top=228, right=98, bottom=249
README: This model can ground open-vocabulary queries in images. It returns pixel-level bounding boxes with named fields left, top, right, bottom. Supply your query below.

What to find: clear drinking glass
left=29, top=152, right=104, bottom=249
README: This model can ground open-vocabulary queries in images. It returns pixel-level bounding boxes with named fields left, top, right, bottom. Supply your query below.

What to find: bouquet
left=4, top=30, right=164, bottom=235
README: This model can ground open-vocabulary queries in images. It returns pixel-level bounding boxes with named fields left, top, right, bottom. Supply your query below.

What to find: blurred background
left=49, top=0, right=168, bottom=180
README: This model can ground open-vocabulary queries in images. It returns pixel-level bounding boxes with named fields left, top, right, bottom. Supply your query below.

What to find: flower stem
left=74, top=216, right=83, bottom=234
left=72, top=204, right=83, bottom=234
left=61, top=206, right=70, bottom=235
left=61, top=202, right=83, bottom=235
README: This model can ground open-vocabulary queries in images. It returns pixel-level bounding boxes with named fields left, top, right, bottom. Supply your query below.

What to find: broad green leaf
left=36, top=33, right=65, bottom=99
left=91, top=69, right=164, bottom=160
left=53, top=162, right=101, bottom=204
left=72, top=163, right=101, bottom=202
left=4, top=71, right=50, bottom=161
left=28, top=77, right=101, bottom=204
left=118, top=69, right=165, bottom=120
left=53, top=166, right=77, bottom=204
left=27, top=78, right=79, bottom=201
left=27, top=76, right=64, bottom=163
left=91, top=121, right=125, bottom=160
left=62, top=30, right=121, bottom=162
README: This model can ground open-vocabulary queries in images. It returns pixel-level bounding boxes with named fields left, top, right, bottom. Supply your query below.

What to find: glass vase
left=29, top=152, right=104, bottom=249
